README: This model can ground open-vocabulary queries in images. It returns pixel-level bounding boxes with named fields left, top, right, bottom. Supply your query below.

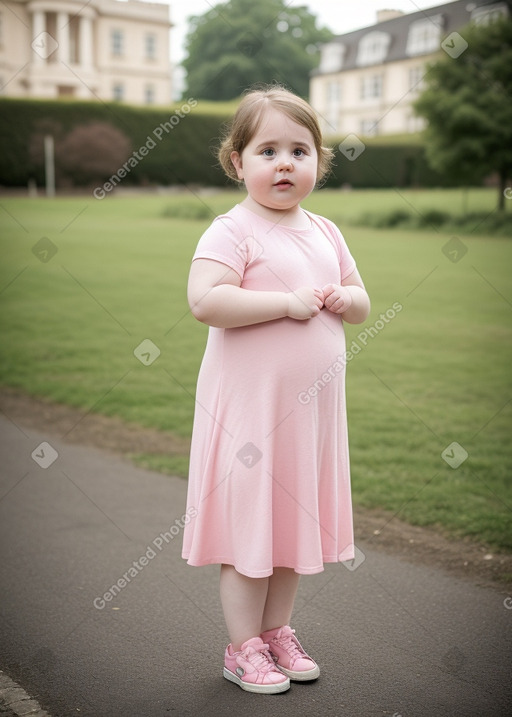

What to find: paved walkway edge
left=0, top=671, right=50, bottom=717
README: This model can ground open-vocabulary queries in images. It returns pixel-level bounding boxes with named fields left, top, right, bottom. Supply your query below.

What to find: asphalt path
left=0, top=415, right=511, bottom=716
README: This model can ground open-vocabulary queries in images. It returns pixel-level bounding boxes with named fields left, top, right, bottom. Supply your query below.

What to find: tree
left=182, top=0, right=332, bottom=100
left=30, top=121, right=131, bottom=187
left=414, top=18, right=512, bottom=210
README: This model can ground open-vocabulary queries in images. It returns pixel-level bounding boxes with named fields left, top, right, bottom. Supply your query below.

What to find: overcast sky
left=159, top=0, right=457, bottom=64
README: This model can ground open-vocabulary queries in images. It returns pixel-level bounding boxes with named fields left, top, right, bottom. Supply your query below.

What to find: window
left=361, top=75, right=383, bottom=100
left=409, top=65, right=425, bottom=92
left=325, top=110, right=339, bottom=135
left=319, top=42, right=346, bottom=73
left=113, top=83, right=124, bottom=101
left=326, top=80, right=342, bottom=104
left=111, top=29, right=124, bottom=57
left=57, top=85, right=76, bottom=97
left=356, top=31, right=391, bottom=67
left=145, top=33, right=156, bottom=60
left=471, top=3, right=508, bottom=25
left=145, top=84, right=155, bottom=104
left=361, top=119, right=379, bottom=137
left=406, top=16, right=443, bottom=56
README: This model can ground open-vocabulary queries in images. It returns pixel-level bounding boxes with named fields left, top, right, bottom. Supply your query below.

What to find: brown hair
left=218, top=84, right=334, bottom=184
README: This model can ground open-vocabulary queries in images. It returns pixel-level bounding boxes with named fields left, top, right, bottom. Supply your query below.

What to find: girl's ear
left=230, top=151, right=244, bottom=180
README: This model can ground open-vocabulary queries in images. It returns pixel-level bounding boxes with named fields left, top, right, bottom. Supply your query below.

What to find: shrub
left=161, top=202, right=214, bottom=220
left=355, top=209, right=412, bottom=228
left=30, top=121, right=132, bottom=187
left=417, top=208, right=450, bottom=228
left=347, top=208, right=512, bottom=236
left=382, top=209, right=412, bottom=227
left=459, top=211, right=512, bottom=237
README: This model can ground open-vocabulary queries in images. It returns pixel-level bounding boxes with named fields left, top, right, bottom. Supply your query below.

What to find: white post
left=57, top=12, right=69, bottom=64
left=32, top=10, right=46, bottom=65
left=79, top=16, right=93, bottom=69
left=44, top=135, right=55, bottom=198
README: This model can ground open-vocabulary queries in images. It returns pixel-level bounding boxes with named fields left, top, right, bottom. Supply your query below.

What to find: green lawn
left=1, top=189, right=510, bottom=552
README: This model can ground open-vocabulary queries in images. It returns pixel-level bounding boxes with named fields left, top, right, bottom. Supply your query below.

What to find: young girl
left=182, top=85, right=371, bottom=694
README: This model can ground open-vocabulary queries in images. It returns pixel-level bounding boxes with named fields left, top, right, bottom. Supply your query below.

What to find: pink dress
left=181, top=204, right=357, bottom=577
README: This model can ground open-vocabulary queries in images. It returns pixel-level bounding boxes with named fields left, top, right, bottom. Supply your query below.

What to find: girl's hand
left=322, top=284, right=353, bottom=314
left=287, top=287, right=324, bottom=320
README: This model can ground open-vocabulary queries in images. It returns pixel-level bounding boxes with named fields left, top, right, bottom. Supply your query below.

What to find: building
left=0, top=0, right=173, bottom=105
left=310, top=0, right=509, bottom=138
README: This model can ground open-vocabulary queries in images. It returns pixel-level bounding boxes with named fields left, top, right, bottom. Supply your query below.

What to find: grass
left=190, top=98, right=240, bottom=115
left=161, top=186, right=511, bottom=234
left=1, top=188, right=511, bottom=552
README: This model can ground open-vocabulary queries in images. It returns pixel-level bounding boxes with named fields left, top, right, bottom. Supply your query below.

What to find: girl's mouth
left=274, top=179, right=293, bottom=188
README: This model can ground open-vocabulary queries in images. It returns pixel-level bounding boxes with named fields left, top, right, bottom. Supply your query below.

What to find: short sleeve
left=308, top=212, right=357, bottom=281
left=192, top=214, right=248, bottom=279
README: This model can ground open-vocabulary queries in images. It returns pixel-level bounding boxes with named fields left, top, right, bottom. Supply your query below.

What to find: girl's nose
left=277, top=157, right=293, bottom=171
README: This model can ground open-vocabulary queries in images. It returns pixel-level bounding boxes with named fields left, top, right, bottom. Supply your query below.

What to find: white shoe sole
left=277, top=663, right=320, bottom=681
left=223, top=667, right=291, bottom=694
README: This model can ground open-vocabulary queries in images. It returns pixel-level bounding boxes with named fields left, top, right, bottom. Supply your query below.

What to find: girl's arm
left=188, top=258, right=324, bottom=328
left=322, top=269, right=371, bottom=324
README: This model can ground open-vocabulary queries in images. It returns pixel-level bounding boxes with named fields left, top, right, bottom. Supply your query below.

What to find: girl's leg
left=260, top=567, right=300, bottom=633
left=219, top=564, right=268, bottom=651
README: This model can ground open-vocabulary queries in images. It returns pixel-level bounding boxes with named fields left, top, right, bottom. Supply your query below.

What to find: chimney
left=376, top=9, right=404, bottom=23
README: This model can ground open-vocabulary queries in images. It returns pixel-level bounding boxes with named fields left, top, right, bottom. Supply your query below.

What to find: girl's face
left=230, top=107, right=319, bottom=215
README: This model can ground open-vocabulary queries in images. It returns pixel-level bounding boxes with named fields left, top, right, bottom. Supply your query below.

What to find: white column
left=32, top=10, right=46, bottom=64
left=79, top=16, right=93, bottom=69
left=57, top=12, right=69, bottom=64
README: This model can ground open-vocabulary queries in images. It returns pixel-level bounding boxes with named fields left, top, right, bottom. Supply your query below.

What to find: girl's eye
left=293, top=148, right=305, bottom=157
left=262, top=148, right=275, bottom=157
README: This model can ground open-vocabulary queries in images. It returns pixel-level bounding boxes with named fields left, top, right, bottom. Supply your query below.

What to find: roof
left=312, top=0, right=509, bottom=74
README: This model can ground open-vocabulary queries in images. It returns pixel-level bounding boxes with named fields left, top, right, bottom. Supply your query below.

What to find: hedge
left=0, top=98, right=229, bottom=189
left=0, top=97, right=461, bottom=190
left=324, top=140, right=458, bottom=189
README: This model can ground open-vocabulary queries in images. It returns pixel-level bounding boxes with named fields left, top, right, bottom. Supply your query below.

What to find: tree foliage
left=30, top=120, right=131, bottom=187
left=414, top=18, right=512, bottom=209
left=182, top=0, right=332, bottom=100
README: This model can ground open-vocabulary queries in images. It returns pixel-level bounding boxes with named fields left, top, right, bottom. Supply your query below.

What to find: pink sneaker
left=223, top=637, right=290, bottom=694
left=261, top=625, right=320, bottom=681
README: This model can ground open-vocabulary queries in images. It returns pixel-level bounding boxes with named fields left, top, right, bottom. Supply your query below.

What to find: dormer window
left=471, top=2, right=508, bottom=25
left=356, top=31, right=391, bottom=67
left=319, top=42, right=346, bottom=73
left=406, top=16, right=443, bottom=56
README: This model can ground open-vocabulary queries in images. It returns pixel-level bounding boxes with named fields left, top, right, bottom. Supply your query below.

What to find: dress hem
left=182, top=554, right=348, bottom=578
